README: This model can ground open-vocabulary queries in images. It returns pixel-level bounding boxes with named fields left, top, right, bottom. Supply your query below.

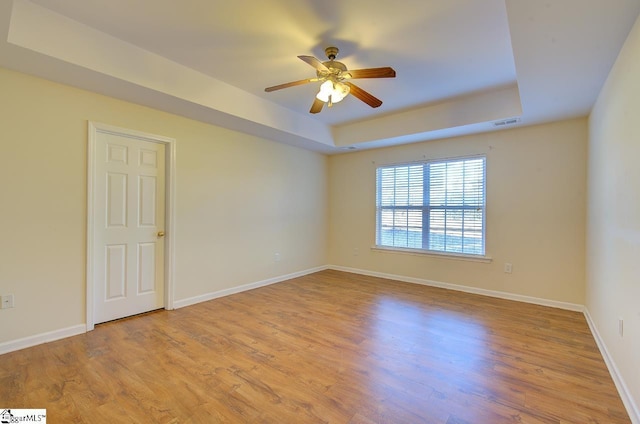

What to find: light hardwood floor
left=0, top=270, right=630, bottom=423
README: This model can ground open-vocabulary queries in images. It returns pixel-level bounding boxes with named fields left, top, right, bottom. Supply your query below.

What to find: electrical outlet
left=274, top=252, right=281, bottom=262
left=353, top=247, right=359, bottom=256
left=1, top=294, right=14, bottom=309
left=504, top=263, right=513, bottom=274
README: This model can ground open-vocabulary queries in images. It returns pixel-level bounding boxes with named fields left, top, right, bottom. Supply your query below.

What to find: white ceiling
left=1, top=0, right=639, bottom=153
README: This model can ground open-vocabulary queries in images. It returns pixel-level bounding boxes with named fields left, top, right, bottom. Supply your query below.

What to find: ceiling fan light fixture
left=332, top=82, right=350, bottom=102
left=316, top=80, right=351, bottom=104
left=316, top=80, right=333, bottom=102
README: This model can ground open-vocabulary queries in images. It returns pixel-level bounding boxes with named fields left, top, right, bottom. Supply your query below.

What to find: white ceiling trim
left=334, top=84, right=522, bottom=148
left=5, top=0, right=336, bottom=150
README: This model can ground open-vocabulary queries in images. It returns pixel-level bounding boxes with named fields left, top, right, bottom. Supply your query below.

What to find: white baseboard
left=0, top=324, right=86, bottom=356
left=584, top=308, right=640, bottom=424
left=173, top=265, right=329, bottom=309
left=328, top=265, right=584, bottom=312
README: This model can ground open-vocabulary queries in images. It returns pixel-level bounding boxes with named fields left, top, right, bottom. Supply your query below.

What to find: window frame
left=374, top=155, right=488, bottom=260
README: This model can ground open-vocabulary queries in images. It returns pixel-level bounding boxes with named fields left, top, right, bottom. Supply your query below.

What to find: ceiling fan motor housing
left=319, top=60, right=348, bottom=76
left=315, top=46, right=347, bottom=79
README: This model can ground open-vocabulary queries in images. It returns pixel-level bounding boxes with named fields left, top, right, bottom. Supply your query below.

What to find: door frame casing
left=86, top=121, right=176, bottom=331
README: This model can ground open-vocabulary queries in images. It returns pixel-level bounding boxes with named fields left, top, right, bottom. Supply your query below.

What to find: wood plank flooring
left=0, top=270, right=630, bottom=423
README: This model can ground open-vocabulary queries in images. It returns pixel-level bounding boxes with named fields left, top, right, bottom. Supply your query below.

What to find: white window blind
left=376, top=156, right=486, bottom=256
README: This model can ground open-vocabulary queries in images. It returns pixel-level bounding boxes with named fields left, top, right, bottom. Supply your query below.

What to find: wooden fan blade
left=344, top=82, right=383, bottom=108
left=298, top=55, right=329, bottom=72
left=310, top=97, right=324, bottom=114
left=265, top=78, right=317, bottom=92
left=345, top=67, right=396, bottom=79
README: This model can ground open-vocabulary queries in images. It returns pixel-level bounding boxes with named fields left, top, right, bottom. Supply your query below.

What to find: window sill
left=371, top=245, right=493, bottom=263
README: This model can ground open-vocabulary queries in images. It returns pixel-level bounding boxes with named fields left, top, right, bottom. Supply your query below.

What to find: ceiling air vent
left=493, top=118, right=521, bottom=127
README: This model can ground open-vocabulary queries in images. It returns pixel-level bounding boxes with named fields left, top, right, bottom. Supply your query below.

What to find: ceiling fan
left=265, top=46, right=396, bottom=114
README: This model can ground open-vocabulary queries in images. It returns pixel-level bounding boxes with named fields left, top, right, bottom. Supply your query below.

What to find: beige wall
left=0, top=67, right=328, bottom=344
left=329, top=119, right=587, bottom=305
left=587, top=13, right=640, bottom=416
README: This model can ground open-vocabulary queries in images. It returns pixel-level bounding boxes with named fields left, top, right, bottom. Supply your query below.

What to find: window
left=376, top=156, right=486, bottom=256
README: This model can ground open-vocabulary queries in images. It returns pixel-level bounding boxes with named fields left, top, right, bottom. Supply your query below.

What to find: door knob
left=157, top=231, right=165, bottom=237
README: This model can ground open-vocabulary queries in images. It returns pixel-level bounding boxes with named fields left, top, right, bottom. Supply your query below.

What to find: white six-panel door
left=93, top=129, right=166, bottom=324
